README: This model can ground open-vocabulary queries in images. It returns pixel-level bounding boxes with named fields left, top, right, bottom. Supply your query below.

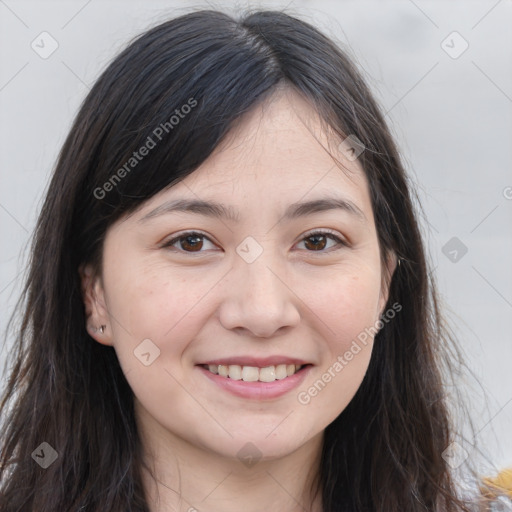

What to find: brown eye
left=298, top=231, right=346, bottom=252
left=304, top=234, right=327, bottom=251
left=163, top=232, right=215, bottom=253
left=179, top=234, right=204, bottom=251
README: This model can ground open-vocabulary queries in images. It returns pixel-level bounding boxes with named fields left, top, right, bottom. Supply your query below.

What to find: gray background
left=1, top=0, right=511, bottom=473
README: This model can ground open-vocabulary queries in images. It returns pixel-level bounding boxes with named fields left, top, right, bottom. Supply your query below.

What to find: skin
left=82, top=87, right=396, bottom=512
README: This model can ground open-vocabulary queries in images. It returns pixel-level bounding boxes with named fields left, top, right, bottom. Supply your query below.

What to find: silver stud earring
left=95, top=325, right=105, bottom=334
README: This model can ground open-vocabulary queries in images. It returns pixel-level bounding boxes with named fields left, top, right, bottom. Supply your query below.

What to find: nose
left=218, top=254, right=301, bottom=338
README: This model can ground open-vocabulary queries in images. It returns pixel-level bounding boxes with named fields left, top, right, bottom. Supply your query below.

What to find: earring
left=95, top=325, right=106, bottom=334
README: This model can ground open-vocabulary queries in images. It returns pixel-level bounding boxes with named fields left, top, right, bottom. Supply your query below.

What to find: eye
left=295, top=230, right=347, bottom=252
left=161, top=229, right=348, bottom=254
left=161, top=231, right=217, bottom=253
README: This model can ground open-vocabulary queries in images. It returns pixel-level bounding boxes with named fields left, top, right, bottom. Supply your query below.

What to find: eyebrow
left=139, top=196, right=367, bottom=224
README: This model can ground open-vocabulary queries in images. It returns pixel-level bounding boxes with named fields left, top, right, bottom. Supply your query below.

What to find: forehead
left=181, top=89, right=370, bottom=207
left=130, top=88, right=374, bottom=229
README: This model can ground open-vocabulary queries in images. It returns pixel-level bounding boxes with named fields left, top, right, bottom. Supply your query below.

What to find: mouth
left=196, top=360, right=313, bottom=400
left=200, top=363, right=307, bottom=383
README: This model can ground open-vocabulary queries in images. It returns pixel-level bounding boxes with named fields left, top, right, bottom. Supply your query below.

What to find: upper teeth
left=206, top=364, right=302, bottom=382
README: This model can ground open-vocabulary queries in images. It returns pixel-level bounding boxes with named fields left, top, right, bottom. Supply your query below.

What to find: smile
left=196, top=361, right=313, bottom=400
left=202, top=363, right=304, bottom=382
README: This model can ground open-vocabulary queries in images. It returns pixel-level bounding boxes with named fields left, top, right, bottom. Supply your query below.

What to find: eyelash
left=161, top=229, right=348, bottom=254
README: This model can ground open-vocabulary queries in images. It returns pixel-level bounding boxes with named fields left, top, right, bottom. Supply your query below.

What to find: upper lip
left=198, top=356, right=311, bottom=367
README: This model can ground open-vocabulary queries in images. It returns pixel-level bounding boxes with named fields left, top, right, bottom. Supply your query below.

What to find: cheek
left=300, top=264, right=383, bottom=350
left=102, top=262, right=212, bottom=416
left=103, top=258, right=218, bottom=365
left=297, top=344, right=373, bottom=431
left=293, top=266, right=381, bottom=420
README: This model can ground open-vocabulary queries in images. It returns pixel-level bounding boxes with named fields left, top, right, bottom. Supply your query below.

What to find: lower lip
left=197, top=365, right=313, bottom=400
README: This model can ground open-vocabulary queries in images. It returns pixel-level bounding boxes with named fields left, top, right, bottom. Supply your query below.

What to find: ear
left=377, top=251, right=399, bottom=317
left=79, top=263, right=113, bottom=346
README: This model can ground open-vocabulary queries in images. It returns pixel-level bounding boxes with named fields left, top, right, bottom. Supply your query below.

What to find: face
left=82, top=88, right=396, bottom=465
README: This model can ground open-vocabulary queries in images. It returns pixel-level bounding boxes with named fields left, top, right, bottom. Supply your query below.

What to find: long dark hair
left=0, top=8, right=482, bottom=511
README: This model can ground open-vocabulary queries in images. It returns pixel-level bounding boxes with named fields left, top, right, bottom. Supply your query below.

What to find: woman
left=0, top=8, right=491, bottom=512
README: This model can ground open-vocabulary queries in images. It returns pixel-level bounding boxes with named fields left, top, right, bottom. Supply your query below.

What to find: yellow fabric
left=480, top=467, right=512, bottom=499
